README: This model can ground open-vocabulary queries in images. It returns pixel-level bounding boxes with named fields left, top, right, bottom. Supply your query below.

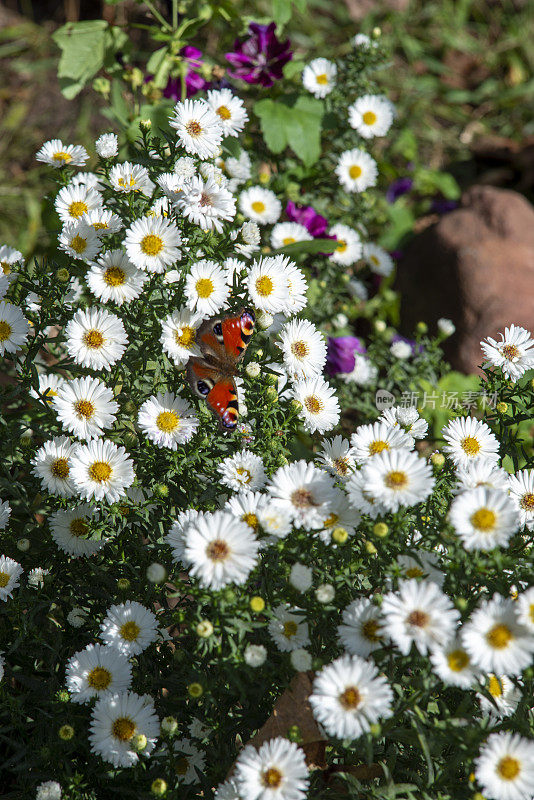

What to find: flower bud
left=196, top=620, right=214, bottom=638
left=187, top=682, right=203, bottom=698
left=56, top=268, right=70, bottom=283
left=374, top=319, right=387, bottom=333
left=365, top=541, right=377, bottom=555
left=146, top=563, right=167, bottom=584
left=332, top=527, right=348, bottom=544
left=287, top=724, right=303, bottom=743
left=17, top=538, right=30, bottom=551
left=416, top=321, right=428, bottom=334
left=246, top=361, right=261, bottom=378
left=151, top=779, right=167, bottom=796
left=496, top=401, right=508, bottom=414
left=161, top=716, right=178, bottom=735
left=154, top=483, right=169, bottom=498
left=250, top=596, right=265, bottom=612
left=315, top=584, right=335, bottom=603
left=430, top=452, right=445, bottom=468
left=373, top=522, right=389, bottom=538
left=58, top=724, right=74, bottom=740
left=132, top=734, right=147, bottom=752
left=266, top=386, right=278, bottom=402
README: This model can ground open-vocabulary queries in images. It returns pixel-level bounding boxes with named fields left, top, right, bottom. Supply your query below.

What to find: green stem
left=143, top=0, right=172, bottom=31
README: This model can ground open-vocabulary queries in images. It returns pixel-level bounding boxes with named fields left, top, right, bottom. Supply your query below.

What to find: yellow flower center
left=0, top=571, right=10, bottom=588
left=69, top=235, right=87, bottom=254
left=305, top=395, right=323, bottom=414
left=216, top=105, right=232, bottom=120
left=333, top=458, right=350, bottom=476
left=70, top=518, right=88, bottom=537
left=262, top=768, right=283, bottom=788
left=156, top=411, right=180, bottom=433
left=471, top=507, right=497, bottom=532
left=251, top=201, right=266, bottom=213
left=118, top=176, right=137, bottom=189
left=349, top=165, right=362, bottom=179
left=385, top=470, right=408, bottom=489
left=363, top=110, right=377, bottom=125
left=369, top=440, right=389, bottom=455
left=74, top=399, right=95, bottom=419
left=68, top=201, right=88, bottom=219
left=461, top=436, right=481, bottom=456
left=488, top=675, right=503, bottom=697
left=370, top=255, right=380, bottom=266
left=103, top=267, right=126, bottom=287
left=92, top=221, right=108, bottom=230
left=291, top=488, right=315, bottom=508
left=51, top=457, right=70, bottom=479
left=195, top=277, right=214, bottom=298
left=316, top=72, right=328, bottom=85
left=243, top=512, right=258, bottom=529
left=120, top=621, right=141, bottom=641
left=44, top=388, right=57, bottom=401
left=447, top=649, right=469, bottom=672
left=236, top=467, right=252, bottom=484
left=336, top=239, right=347, bottom=252
left=174, top=326, right=195, bottom=348
left=140, top=234, right=164, bottom=256
left=407, top=609, right=430, bottom=628
left=323, top=513, right=339, bottom=529
left=282, top=237, right=296, bottom=245
left=497, top=756, right=520, bottom=781
left=339, top=686, right=361, bottom=709
left=52, top=151, right=72, bottom=163
left=283, top=620, right=298, bottom=638
left=206, top=539, right=230, bottom=561
left=501, top=344, right=520, bottom=360
left=405, top=566, right=424, bottom=578
left=82, top=329, right=105, bottom=349
left=87, top=666, right=112, bottom=690
left=0, top=321, right=13, bottom=342
left=520, top=493, right=534, bottom=511
left=362, top=619, right=381, bottom=642
left=88, top=461, right=112, bottom=483
left=291, top=340, right=309, bottom=359
left=486, top=624, right=513, bottom=650
left=255, top=275, right=274, bottom=296
left=111, top=717, right=136, bottom=742
left=1, top=262, right=11, bottom=275
left=186, top=120, right=202, bottom=136
left=175, top=757, right=190, bottom=775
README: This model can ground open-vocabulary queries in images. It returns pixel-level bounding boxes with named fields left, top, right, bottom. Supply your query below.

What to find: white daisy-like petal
left=278, top=319, right=327, bottom=380
left=317, top=435, right=357, bottom=479
left=474, top=732, right=534, bottom=800
left=70, top=438, right=135, bottom=503
left=54, top=184, right=102, bottom=224
left=109, top=161, right=155, bottom=195
left=363, top=243, right=394, bottom=276
left=185, top=260, right=230, bottom=315
left=269, top=604, right=310, bottom=652
left=95, top=133, right=118, bottom=158
left=337, top=598, right=385, bottom=657
left=53, top=376, right=118, bottom=440
left=291, top=375, right=340, bottom=434
left=100, top=601, right=159, bottom=656
left=348, top=94, right=395, bottom=139
left=448, top=487, right=520, bottom=550
left=429, top=637, right=479, bottom=689
left=481, top=324, right=534, bottom=383
left=335, top=148, right=378, bottom=193
left=124, top=215, right=181, bottom=273
left=66, top=643, right=132, bottom=704
left=267, top=460, right=338, bottom=530
left=36, top=138, right=88, bottom=167
left=160, top=307, right=204, bottom=366
left=170, top=99, right=224, bottom=159
left=246, top=255, right=290, bottom=314
left=239, top=187, right=281, bottom=225
left=87, top=250, right=147, bottom=306
left=361, top=449, right=435, bottom=512
left=206, top=88, right=248, bottom=137
left=49, top=504, right=106, bottom=558
left=59, top=221, right=101, bottom=262
left=0, top=301, right=29, bottom=356
left=329, top=223, right=363, bottom=266
left=82, top=207, right=123, bottom=235
left=218, top=450, right=266, bottom=492
left=345, top=469, right=385, bottom=519
left=65, top=307, right=128, bottom=371
left=508, top=470, right=534, bottom=530
left=165, top=509, right=202, bottom=565
left=0, top=556, right=23, bottom=601
left=442, top=416, right=500, bottom=468
left=225, top=491, right=268, bottom=533
left=302, top=57, right=337, bottom=98
left=89, top=691, right=160, bottom=768
left=32, top=436, right=79, bottom=497
left=270, top=222, right=312, bottom=250
left=177, top=175, right=236, bottom=233
left=138, top=392, right=199, bottom=448
left=169, top=738, right=207, bottom=784
left=234, top=737, right=309, bottom=800
left=477, top=674, right=522, bottom=719
left=0, top=500, right=11, bottom=531
left=351, top=421, right=414, bottom=463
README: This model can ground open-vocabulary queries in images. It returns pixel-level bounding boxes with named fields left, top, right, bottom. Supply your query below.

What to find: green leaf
left=271, top=238, right=336, bottom=257
left=253, top=99, right=290, bottom=154
left=253, top=95, right=323, bottom=166
left=53, top=20, right=108, bottom=96
left=146, top=45, right=168, bottom=75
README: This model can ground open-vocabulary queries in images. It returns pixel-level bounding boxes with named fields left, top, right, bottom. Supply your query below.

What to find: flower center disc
left=175, top=326, right=195, bottom=347
left=471, top=507, right=497, bottom=531
left=497, top=756, right=520, bottom=781
left=305, top=395, right=323, bottom=414
left=74, top=399, right=95, bottom=419
left=316, top=72, right=328, bottom=85
left=104, top=267, right=126, bottom=287
left=407, top=609, right=430, bottom=628
left=88, top=666, right=112, bottom=690
left=501, top=344, right=520, bottom=360
left=82, top=329, right=105, bottom=349
left=53, top=151, right=72, bottom=163
left=461, top=436, right=481, bottom=456
left=486, top=624, right=513, bottom=649
left=156, top=411, right=179, bottom=433
left=251, top=201, right=266, bottom=213
left=196, top=278, right=214, bottom=298
left=385, top=470, right=408, bottom=489
left=51, top=457, right=70, bottom=479
left=186, top=120, right=202, bottom=136
left=88, top=461, right=112, bottom=482
left=217, top=105, right=232, bottom=120
left=369, top=440, right=389, bottom=455
left=120, top=620, right=141, bottom=641
left=363, top=111, right=377, bottom=125
left=291, top=488, right=316, bottom=508
left=70, top=518, right=88, bottom=537
left=283, top=620, right=298, bottom=638
left=70, top=235, right=87, bottom=254
left=362, top=619, right=381, bottom=642
left=262, top=767, right=283, bottom=788
left=291, top=340, right=309, bottom=359
left=520, top=493, right=534, bottom=511
left=255, top=275, right=273, bottom=296
left=206, top=539, right=230, bottom=561
left=349, top=165, right=362, bottom=179
left=140, top=234, right=164, bottom=256
left=447, top=649, right=469, bottom=672
left=339, top=686, right=361, bottom=709
left=68, top=201, right=88, bottom=218
left=111, top=716, right=136, bottom=742
left=0, top=571, right=10, bottom=588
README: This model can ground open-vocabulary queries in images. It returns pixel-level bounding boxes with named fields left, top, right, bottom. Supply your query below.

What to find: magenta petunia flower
left=285, top=202, right=330, bottom=238
left=163, top=46, right=209, bottom=100
left=225, top=22, right=292, bottom=88
left=325, top=336, right=366, bottom=376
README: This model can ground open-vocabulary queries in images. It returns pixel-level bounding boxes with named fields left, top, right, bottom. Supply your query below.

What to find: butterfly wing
left=186, top=359, right=239, bottom=431
left=221, top=307, right=255, bottom=362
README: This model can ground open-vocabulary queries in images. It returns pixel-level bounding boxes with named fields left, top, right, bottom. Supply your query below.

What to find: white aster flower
left=270, top=221, right=312, bottom=250
left=59, top=220, right=101, bottom=262
left=71, top=438, right=135, bottom=502
left=185, top=259, right=230, bottom=315
left=0, top=271, right=9, bottom=299
left=442, top=416, right=500, bottom=468
left=157, top=171, right=186, bottom=202
left=0, top=500, right=11, bottom=531
left=83, top=207, right=123, bottom=235
left=67, top=607, right=87, bottom=628
left=36, top=138, right=88, bottom=167
left=475, top=732, right=534, bottom=800
left=481, top=324, right=534, bottom=383
left=317, top=435, right=357, bottom=479
left=0, top=301, right=29, bottom=356
left=0, top=244, right=23, bottom=279
left=345, top=470, right=385, bottom=518
left=348, top=94, right=395, bottom=139
left=32, top=436, right=78, bottom=497
left=87, top=249, right=146, bottom=306
left=124, top=215, right=181, bottom=273
left=316, top=583, right=335, bottom=603
left=429, top=637, right=478, bottom=689
left=329, top=223, right=363, bottom=266
left=336, top=148, right=378, bottom=193
left=234, top=738, right=309, bottom=800
left=66, top=643, right=132, bottom=704
left=53, top=376, right=118, bottom=440
left=95, top=133, right=118, bottom=158
left=517, top=587, right=534, bottom=631
left=54, top=183, right=102, bottom=225
left=165, top=509, right=201, bottom=565
left=246, top=255, right=290, bottom=314
left=257, top=506, right=292, bottom=539
left=461, top=594, right=534, bottom=676
left=310, top=654, right=393, bottom=741
left=291, top=375, right=340, bottom=434
left=89, top=691, right=160, bottom=768
left=0, top=556, right=23, bottom=600
left=218, top=450, right=266, bottom=492
left=353, top=33, right=374, bottom=48
left=239, top=187, right=281, bottom=225
left=177, top=174, right=236, bottom=233
left=379, top=405, right=428, bottom=443
left=225, top=150, right=252, bottom=184
left=109, top=161, right=155, bottom=195
left=174, top=155, right=197, bottom=179
left=269, top=605, right=310, bottom=652
left=396, top=551, right=443, bottom=586
left=278, top=318, right=327, bottom=380
left=100, top=601, right=158, bottom=656
left=316, top=490, right=361, bottom=544
left=244, top=643, right=267, bottom=667
left=27, top=566, right=49, bottom=588
left=65, top=306, right=128, bottom=371
left=339, top=353, right=378, bottom=386
left=170, top=738, right=206, bottom=784
left=363, top=243, right=394, bottom=276
left=36, top=780, right=62, bottom=800
left=381, top=579, right=459, bottom=655
left=160, top=307, right=204, bottom=366
left=267, top=460, right=337, bottom=530
left=49, top=504, right=106, bottom=558
left=170, top=99, right=223, bottom=159
left=337, top=598, right=385, bottom=657
left=289, top=563, right=313, bottom=592
left=283, top=261, right=308, bottom=316
left=449, top=487, right=519, bottom=550
left=214, top=779, right=241, bottom=800
left=351, top=421, right=414, bottom=464
left=237, top=221, right=261, bottom=258
left=508, top=470, right=534, bottom=530
left=362, top=449, right=435, bottom=511
left=390, top=340, right=412, bottom=360
left=438, top=317, right=456, bottom=336
left=302, top=57, right=337, bottom=98
left=225, top=491, right=267, bottom=534
left=478, top=674, right=522, bottom=719
left=138, top=392, right=199, bottom=448
left=70, top=171, right=102, bottom=190
left=206, top=88, right=248, bottom=136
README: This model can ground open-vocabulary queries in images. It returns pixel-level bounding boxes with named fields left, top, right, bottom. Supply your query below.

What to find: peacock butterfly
left=186, top=307, right=255, bottom=431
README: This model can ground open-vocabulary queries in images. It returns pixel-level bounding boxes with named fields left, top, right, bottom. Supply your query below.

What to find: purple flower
left=430, top=198, right=458, bottom=215
left=391, top=334, right=424, bottom=355
left=163, top=46, right=209, bottom=100
left=386, top=177, right=413, bottom=204
left=325, top=336, right=366, bottom=376
left=225, top=22, right=292, bottom=87
left=285, top=202, right=330, bottom=238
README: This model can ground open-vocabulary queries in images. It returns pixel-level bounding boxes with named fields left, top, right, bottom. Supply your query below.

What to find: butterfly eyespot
left=196, top=380, right=211, bottom=396
left=213, top=321, right=223, bottom=341
left=222, top=407, right=238, bottom=429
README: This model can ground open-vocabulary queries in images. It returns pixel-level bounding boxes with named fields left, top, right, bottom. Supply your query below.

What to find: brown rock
left=396, top=185, right=534, bottom=373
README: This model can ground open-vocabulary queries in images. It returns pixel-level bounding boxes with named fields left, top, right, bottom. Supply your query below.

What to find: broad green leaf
left=53, top=20, right=108, bottom=91
left=253, top=99, right=290, bottom=153
left=253, top=95, right=323, bottom=166
left=146, top=45, right=168, bottom=75
left=273, top=0, right=292, bottom=26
